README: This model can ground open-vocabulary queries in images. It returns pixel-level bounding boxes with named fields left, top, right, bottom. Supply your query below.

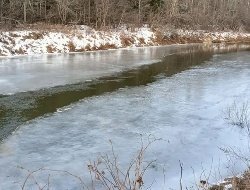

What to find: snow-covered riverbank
left=0, top=26, right=250, bottom=56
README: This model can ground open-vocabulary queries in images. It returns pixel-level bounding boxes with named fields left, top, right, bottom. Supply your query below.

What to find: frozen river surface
left=0, top=46, right=250, bottom=189
left=0, top=45, right=194, bottom=95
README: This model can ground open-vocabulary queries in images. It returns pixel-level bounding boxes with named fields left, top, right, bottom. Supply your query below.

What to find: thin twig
left=179, top=160, right=183, bottom=190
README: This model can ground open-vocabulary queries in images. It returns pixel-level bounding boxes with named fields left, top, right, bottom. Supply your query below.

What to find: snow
left=0, top=26, right=249, bottom=57
left=176, top=29, right=250, bottom=43
left=0, top=27, right=155, bottom=56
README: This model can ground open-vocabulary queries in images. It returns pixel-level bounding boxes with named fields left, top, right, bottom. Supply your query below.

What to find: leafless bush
left=98, top=43, right=117, bottom=50
left=46, top=45, right=56, bottom=53
left=225, top=101, right=250, bottom=134
left=220, top=146, right=250, bottom=168
left=19, top=166, right=87, bottom=190
left=19, top=138, right=158, bottom=190
left=221, top=101, right=250, bottom=167
left=120, top=35, right=136, bottom=47
left=87, top=139, right=157, bottom=190
left=67, top=41, right=76, bottom=52
left=210, top=101, right=250, bottom=189
left=1, top=0, right=250, bottom=31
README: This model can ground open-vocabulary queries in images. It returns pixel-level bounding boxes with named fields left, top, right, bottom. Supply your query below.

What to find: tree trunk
left=88, top=0, right=91, bottom=25
left=138, top=0, right=141, bottom=25
left=24, top=0, right=27, bottom=23
left=0, top=0, right=3, bottom=22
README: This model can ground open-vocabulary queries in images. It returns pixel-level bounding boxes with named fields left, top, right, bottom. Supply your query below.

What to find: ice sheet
left=0, top=45, right=197, bottom=95
left=0, top=51, right=250, bottom=189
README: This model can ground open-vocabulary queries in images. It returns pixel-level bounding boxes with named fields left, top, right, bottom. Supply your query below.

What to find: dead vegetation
left=15, top=47, right=26, bottom=55
left=0, top=26, right=250, bottom=56
left=0, top=49, right=4, bottom=56
left=19, top=138, right=159, bottom=190
left=46, top=45, right=56, bottom=53
left=87, top=139, right=157, bottom=190
left=0, top=0, right=250, bottom=32
left=208, top=101, right=250, bottom=190
left=85, top=44, right=92, bottom=51
left=67, top=41, right=76, bottom=52
left=97, top=43, right=117, bottom=50
left=120, top=35, right=136, bottom=47
left=225, top=101, right=250, bottom=135
left=22, top=32, right=44, bottom=40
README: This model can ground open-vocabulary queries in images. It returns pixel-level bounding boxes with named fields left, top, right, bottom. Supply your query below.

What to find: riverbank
left=209, top=171, right=250, bottom=190
left=0, top=25, right=250, bottom=56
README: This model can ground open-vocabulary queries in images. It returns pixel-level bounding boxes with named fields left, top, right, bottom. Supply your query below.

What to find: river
left=0, top=45, right=250, bottom=189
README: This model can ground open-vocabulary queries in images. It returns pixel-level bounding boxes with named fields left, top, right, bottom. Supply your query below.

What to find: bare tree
left=0, top=0, right=249, bottom=31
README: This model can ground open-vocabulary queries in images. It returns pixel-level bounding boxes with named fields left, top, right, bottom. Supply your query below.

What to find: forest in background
left=0, top=0, right=250, bottom=31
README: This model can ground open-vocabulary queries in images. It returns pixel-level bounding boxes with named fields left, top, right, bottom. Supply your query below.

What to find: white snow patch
left=0, top=27, right=249, bottom=56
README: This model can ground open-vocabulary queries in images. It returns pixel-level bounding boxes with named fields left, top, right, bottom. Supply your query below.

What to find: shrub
left=46, top=45, right=56, bottom=53
left=67, top=41, right=76, bottom=52
left=225, top=101, right=250, bottom=134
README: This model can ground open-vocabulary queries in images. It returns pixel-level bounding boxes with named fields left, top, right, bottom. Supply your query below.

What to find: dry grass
left=0, top=38, right=9, bottom=45
left=10, top=23, right=75, bottom=34
left=9, top=33, right=20, bottom=38
left=19, top=138, right=158, bottom=190
left=46, top=45, right=56, bottom=53
left=0, top=50, right=4, bottom=56
left=153, top=30, right=168, bottom=45
left=225, top=101, right=250, bottom=134
left=208, top=101, right=250, bottom=190
left=120, top=35, right=136, bottom=47
left=97, top=43, right=117, bottom=50
left=23, top=32, right=44, bottom=40
left=153, top=30, right=203, bottom=45
left=138, top=38, right=146, bottom=45
left=87, top=139, right=157, bottom=190
left=15, top=47, right=26, bottom=55
left=85, top=44, right=92, bottom=51
left=68, top=41, right=76, bottom=52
